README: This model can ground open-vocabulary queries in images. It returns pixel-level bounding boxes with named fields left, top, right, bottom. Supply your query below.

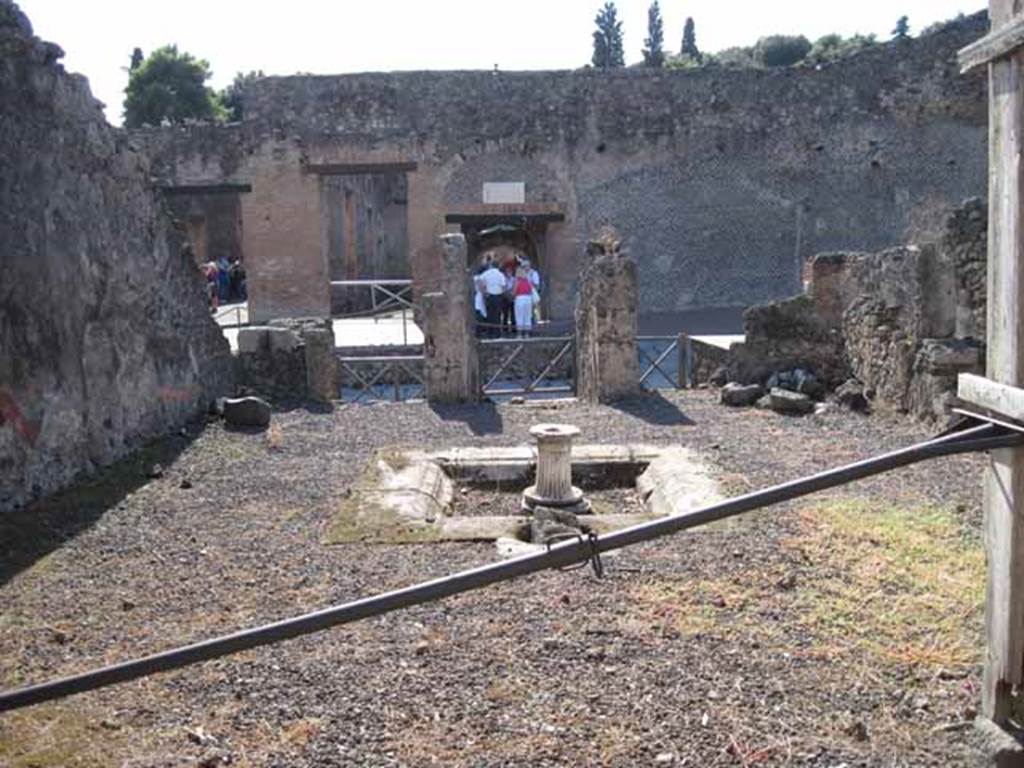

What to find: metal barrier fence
left=338, top=355, right=425, bottom=403
left=479, top=336, right=576, bottom=397
left=638, top=335, right=694, bottom=390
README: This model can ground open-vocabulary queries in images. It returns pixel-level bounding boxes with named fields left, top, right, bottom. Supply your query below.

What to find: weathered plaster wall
left=0, top=2, right=233, bottom=511
left=135, top=12, right=988, bottom=323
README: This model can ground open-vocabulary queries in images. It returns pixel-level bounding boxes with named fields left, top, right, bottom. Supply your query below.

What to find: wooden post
left=961, top=0, right=1024, bottom=724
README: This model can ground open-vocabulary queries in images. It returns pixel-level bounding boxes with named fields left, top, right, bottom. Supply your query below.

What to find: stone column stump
left=423, top=234, right=479, bottom=403
left=303, top=326, right=337, bottom=403
left=575, top=236, right=640, bottom=404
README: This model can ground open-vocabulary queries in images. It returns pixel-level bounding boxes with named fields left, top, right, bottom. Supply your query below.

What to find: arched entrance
left=445, top=213, right=561, bottom=323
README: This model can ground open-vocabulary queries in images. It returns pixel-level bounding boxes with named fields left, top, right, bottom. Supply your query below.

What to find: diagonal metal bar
left=371, top=284, right=414, bottom=311
left=639, top=341, right=678, bottom=386
left=343, top=361, right=393, bottom=403
left=0, top=423, right=1018, bottom=713
left=340, top=362, right=374, bottom=395
left=526, top=340, right=574, bottom=393
left=482, top=344, right=525, bottom=391
left=395, top=361, right=425, bottom=400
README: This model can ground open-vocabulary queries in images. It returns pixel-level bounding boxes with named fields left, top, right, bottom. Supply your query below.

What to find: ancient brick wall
left=135, top=12, right=989, bottom=323
left=0, top=2, right=234, bottom=510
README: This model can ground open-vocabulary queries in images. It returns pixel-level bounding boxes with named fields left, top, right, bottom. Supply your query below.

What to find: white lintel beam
left=960, top=16, right=1024, bottom=73
left=960, top=373, right=1024, bottom=422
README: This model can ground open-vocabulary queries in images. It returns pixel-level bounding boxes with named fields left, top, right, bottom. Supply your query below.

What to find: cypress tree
left=892, top=16, right=911, bottom=40
left=642, top=1, right=666, bottom=67
left=681, top=17, right=701, bottom=62
left=592, top=2, right=625, bottom=69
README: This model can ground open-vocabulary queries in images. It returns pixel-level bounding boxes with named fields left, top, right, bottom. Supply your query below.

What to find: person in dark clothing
left=229, top=258, right=247, bottom=301
left=500, top=262, right=515, bottom=336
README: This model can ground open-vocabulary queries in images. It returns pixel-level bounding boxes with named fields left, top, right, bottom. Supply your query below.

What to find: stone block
left=267, top=327, right=300, bottom=353
left=531, top=506, right=583, bottom=545
left=223, top=396, right=272, bottom=428
left=970, top=718, right=1024, bottom=768
left=236, top=326, right=269, bottom=355
left=769, top=388, right=814, bottom=415
left=917, top=338, right=982, bottom=374
left=303, top=327, right=337, bottom=402
left=721, top=382, right=764, bottom=407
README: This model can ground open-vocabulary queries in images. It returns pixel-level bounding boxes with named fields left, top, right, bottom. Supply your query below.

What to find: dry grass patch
left=626, top=498, right=984, bottom=672
left=0, top=703, right=135, bottom=768
left=787, top=499, right=984, bottom=669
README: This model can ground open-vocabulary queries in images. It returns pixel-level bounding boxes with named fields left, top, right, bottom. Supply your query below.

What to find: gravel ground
left=0, top=390, right=993, bottom=767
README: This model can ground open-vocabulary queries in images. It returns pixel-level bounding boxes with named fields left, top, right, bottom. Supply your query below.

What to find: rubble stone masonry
left=0, top=1, right=233, bottom=510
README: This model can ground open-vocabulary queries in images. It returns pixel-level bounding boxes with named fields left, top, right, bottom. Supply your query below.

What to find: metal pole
left=678, top=333, right=693, bottom=389
left=0, top=424, right=1017, bottom=713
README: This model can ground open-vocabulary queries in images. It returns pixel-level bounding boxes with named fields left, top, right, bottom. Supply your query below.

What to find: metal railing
left=330, top=280, right=416, bottom=346
left=638, top=335, right=694, bottom=390
left=338, top=355, right=425, bottom=403
left=330, top=279, right=414, bottom=312
left=479, top=336, right=575, bottom=397
left=213, top=303, right=248, bottom=329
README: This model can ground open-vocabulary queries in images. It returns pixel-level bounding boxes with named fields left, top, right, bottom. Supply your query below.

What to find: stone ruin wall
left=133, top=12, right=989, bottom=323
left=730, top=197, right=987, bottom=420
left=0, top=2, right=234, bottom=511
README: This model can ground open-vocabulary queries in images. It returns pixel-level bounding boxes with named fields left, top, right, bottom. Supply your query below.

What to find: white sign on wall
left=483, top=182, right=525, bottom=204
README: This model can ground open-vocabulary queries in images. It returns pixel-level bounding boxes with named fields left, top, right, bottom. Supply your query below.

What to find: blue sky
left=18, top=0, right=988, bottom=125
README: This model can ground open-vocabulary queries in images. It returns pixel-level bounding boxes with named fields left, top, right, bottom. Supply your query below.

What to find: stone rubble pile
left=722, top=366, right=840, bottom=416
left=718, top=198, right=988, bottom=421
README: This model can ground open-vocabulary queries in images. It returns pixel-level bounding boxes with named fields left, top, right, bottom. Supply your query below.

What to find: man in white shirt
left=479, top=261, right=507, bottom=338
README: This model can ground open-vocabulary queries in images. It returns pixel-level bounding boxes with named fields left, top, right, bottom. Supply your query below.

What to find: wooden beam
left=305, top=162, right=418, bottom=176
left=980, top=0, right=1024, bottom=725
left=158, top=183, right=252, bottom=196
left=960, top=16, right=1024, bottom=73
left=960, top=373, right=1024, bottom=422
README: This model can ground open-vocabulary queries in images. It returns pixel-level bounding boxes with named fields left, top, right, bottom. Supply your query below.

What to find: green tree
left=592, top=2, right=625, bottom=69
left=753, top=35, right=812, bottom=67
left=123, top=45, right=226, bottom=128
left=681, top=16, right=701, bottom=62
left=712, top=46, right=757, bottom=68
left=220, top=70, right=264, bottom=123
left=893, top=15, right=911, bottom=40
left=641, top=1, right=665, bottom=67
left=806, top=33, right=877, bottom=65
left=129, top=47, right=144, bottom=72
